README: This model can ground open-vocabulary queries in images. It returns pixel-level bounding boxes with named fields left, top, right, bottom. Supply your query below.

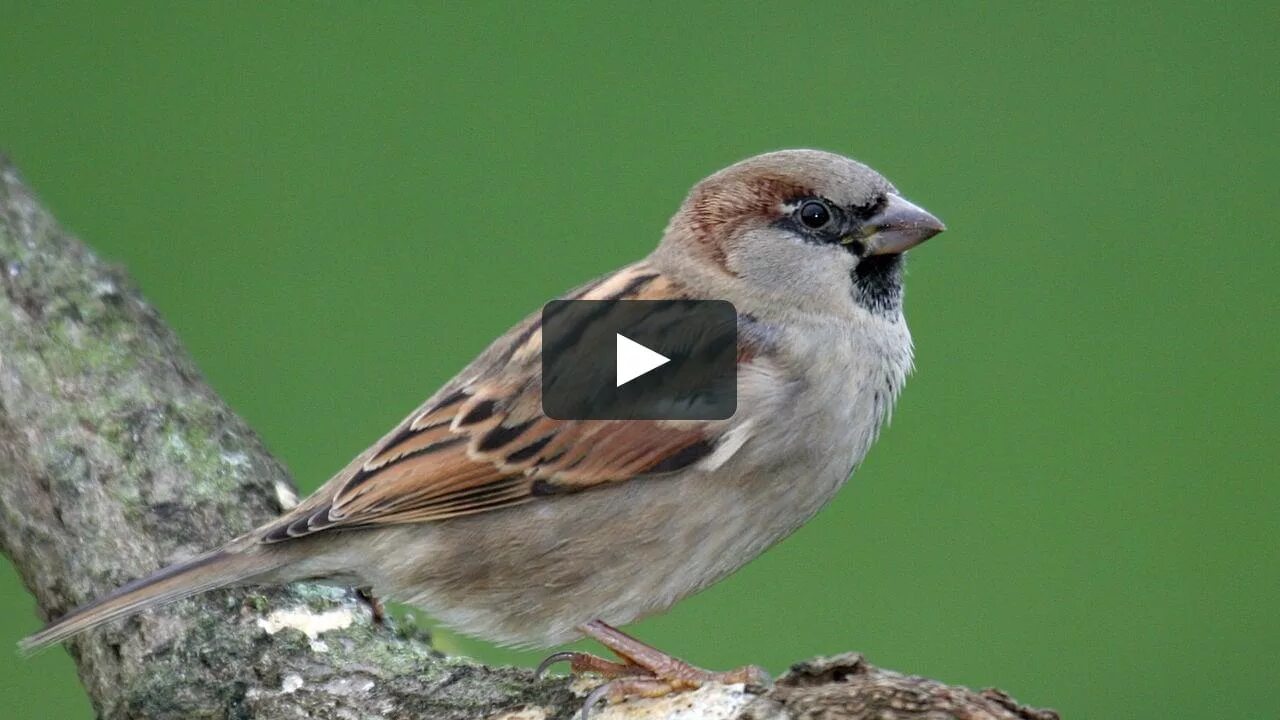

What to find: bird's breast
left=747, top=312, right=912, bottom=475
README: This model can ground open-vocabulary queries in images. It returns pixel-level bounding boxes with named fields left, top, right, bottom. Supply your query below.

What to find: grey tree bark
left=0, top=156, right=1058, bottom=720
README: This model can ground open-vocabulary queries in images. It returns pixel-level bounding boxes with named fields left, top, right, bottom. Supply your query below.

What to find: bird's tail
left=19, top=548, right=280, bottom=653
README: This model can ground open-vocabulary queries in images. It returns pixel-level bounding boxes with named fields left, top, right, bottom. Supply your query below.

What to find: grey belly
left=340, top=449, right=850, bottom=649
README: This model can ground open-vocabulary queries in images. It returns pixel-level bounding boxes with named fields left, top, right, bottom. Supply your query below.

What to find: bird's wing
left=260, top=264, right=764, bottom=542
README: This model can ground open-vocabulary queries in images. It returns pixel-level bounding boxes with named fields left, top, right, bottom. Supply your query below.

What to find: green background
left=2, top=3, right=1276, bottom=718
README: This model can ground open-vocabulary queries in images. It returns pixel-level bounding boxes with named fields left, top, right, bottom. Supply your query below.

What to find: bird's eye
left=797, top=200, right=833, bottom=230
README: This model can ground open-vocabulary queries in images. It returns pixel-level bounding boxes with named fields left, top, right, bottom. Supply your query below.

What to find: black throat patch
left=852, top=254, right=904, bottom=314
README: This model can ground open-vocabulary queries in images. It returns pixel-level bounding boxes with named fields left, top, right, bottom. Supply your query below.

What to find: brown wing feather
left=260, top=264, right=729, bottom=543
left=320, top=393, right=713, bottom=530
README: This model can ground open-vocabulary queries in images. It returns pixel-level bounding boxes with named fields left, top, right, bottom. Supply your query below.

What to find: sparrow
left=22, top=149, right=944, bottom=704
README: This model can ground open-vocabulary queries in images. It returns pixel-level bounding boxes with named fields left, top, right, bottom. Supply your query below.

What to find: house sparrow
left=22, top=149, right=943, bottom=702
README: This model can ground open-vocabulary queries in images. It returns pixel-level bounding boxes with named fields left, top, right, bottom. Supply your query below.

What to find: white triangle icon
left=616, top=333, right=670, bottom=387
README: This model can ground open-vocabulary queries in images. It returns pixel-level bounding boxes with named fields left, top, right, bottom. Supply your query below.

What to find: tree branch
left=0, top=157, right=1056, bottom=720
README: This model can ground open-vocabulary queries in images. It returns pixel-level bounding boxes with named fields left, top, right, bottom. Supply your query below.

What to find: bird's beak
left=850, top=194, right=946, bottom=256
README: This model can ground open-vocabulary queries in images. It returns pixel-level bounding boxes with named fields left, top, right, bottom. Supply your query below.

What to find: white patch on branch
left=273, top=480, right=300, bottom=510
left=321, top=675, right=376, bottom=696
left=257, top=606, right=355, bottom=652
left=587, top=683, right=757, bottom=720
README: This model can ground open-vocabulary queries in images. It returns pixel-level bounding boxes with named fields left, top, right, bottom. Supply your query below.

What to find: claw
left=535, top=650, right=649, bottom=680
left=579, top=680, right=613, bottom=720
left=535, top=651, right=579, bottom=679
left=579, top=677, right=675, bottom=720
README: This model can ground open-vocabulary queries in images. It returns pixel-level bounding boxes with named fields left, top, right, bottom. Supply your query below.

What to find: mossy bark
left=0, top=157, right=1056, bottom=720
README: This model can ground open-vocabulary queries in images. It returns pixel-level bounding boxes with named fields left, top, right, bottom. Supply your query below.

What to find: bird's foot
left=537, top=619, right=770, bottom=719
left=535, top=650, right=642, bottom=679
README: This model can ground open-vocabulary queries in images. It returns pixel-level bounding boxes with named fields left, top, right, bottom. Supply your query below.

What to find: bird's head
left=658, top=149, right=944, bottom=316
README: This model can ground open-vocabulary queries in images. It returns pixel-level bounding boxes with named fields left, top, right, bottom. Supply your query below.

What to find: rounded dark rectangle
left=541, top=300, right=737, bottom=420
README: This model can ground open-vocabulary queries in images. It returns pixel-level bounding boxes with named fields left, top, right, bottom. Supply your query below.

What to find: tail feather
left=20, top=549, right=275, bottom=653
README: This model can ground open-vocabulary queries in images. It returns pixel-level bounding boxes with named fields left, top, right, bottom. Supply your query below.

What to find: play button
left=541, top=299, right=737, bottom=420
left=616, top=333, right=670, bottom=387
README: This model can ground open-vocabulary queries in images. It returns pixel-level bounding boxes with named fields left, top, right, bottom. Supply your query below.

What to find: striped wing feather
left=260, top=265, right=723, bottom=542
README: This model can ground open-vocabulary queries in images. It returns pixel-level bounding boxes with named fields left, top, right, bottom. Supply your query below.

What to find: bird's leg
left=577, top=620, right=770, bottom=690
left=536, top=621, right=771, bottom=718
left=532, top=617, right=768, bottom=712
left=355, top=587, right=386, bottom=624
